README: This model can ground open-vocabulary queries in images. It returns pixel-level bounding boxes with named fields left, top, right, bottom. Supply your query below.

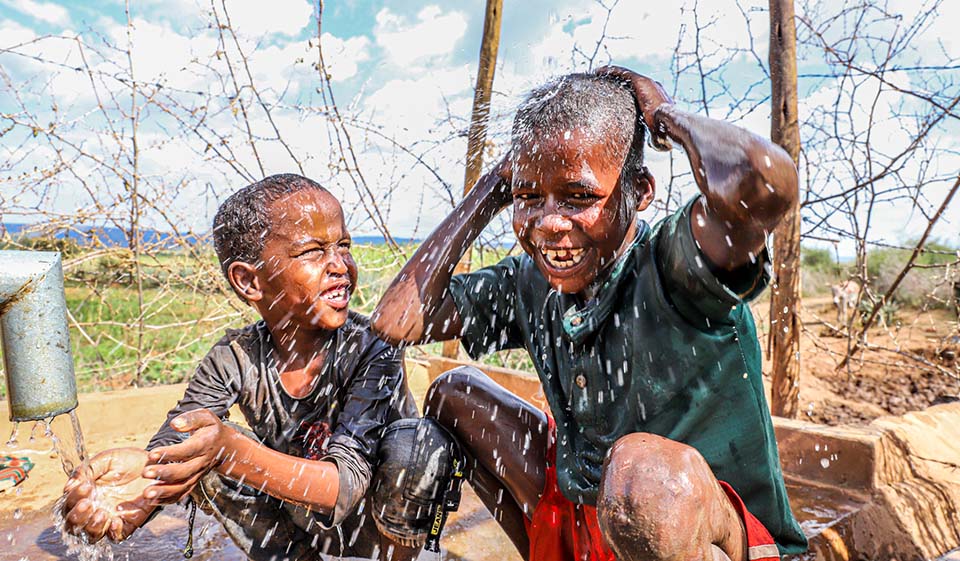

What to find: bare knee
left=423, top=366, right=487, bottom=427
left=598, top=433, right=719, bottom=561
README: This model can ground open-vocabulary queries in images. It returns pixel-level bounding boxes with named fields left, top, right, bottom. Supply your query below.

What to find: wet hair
left=212, top=173, right=330, bottom=280
left=512, top=73, right=645, bottom=185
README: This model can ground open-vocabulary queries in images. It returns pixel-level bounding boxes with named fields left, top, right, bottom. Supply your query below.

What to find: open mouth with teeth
left=539, top=247, right=587, bottom=271
left=319, top=284, right=351, bottom=309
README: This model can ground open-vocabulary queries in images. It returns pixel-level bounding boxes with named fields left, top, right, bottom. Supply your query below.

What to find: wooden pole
left=442, top=0, right=503, bottom=359
left=768, top=0, right=802, bottom=417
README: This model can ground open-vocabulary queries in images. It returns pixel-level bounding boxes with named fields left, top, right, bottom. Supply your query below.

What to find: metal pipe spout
left=0, top=250, right=78, bottom=421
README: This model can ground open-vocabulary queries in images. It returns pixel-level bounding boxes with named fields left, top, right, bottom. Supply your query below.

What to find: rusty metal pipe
left=0, top=250, right=78, bottom=421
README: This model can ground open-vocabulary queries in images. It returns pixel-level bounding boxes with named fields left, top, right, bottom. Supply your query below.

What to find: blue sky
left=1, top=0, right=958, bottom=258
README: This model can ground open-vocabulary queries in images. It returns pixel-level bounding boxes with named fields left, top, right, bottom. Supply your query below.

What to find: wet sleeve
left=319, top=343, right=407, bottom=527
left=146, top=343, right=240, bottom=451
left=655, top=196, right=771, bottom=328
left=448, top=256, right=525, bottom=360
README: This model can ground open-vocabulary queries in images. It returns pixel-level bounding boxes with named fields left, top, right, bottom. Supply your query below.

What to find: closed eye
left=295, top=246, right=322, bottom=257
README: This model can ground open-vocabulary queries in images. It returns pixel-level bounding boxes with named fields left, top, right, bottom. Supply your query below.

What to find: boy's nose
left=537, top=212, right=573, bottom=235
left=326, top=252, right=349, bottom=275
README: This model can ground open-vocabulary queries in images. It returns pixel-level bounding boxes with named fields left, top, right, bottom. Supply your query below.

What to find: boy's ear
left=629, top=165, right=656, bottom=211
left=227, top=261, right=263, bottom=303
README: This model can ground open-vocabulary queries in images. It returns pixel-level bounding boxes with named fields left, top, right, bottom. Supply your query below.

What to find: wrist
left=649, top=104, right=675, bottom=152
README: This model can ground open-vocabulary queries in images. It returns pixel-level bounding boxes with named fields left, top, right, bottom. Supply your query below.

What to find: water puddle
left=2, top=503, right=244, bottom=561
left=785, top=482, right=865, bottom=537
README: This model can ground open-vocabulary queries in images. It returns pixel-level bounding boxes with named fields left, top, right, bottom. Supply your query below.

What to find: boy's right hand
left=62, top=447, right=155, bottom=543
left=142, top=408, right=230, bottom=504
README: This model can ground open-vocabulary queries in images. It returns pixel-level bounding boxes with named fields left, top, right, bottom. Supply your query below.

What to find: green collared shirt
left=449, top=197, right=807, bottom=555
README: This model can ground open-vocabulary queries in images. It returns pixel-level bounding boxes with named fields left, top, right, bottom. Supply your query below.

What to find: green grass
left=0, top=242, right=532, bottom=397
left=2, top=238, right=955, bottom=397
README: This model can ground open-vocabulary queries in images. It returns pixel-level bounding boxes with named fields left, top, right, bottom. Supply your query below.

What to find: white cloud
left=1, top=0, right=70, bottom=27
left=525, top=0, right=767, bottom=72
left=363, top=65, right=473, bottom=143
left=219, top=0, right=312, bottom=38
left=0, top=18, right=38, bottom=46
left=320, top=33, right=370, bottom=82
left=373, top=5, right=467, bottom=67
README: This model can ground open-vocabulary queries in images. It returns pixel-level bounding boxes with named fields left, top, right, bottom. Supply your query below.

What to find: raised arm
left=598, top=66, right=798, bottom=271
left=371, top=159, right=512, bottom=345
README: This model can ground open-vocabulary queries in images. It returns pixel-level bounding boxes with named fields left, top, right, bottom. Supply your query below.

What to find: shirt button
left=575, top=374, right=587, bottom=389
left=570, top=316, right=583, bottom=326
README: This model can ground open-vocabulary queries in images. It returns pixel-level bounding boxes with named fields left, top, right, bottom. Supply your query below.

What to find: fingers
left=143, top=456, right=210, bottom=486
left=64, top=497, right=95, bottom=533
left=147, top=434, right=211, bottom=465
left=108, top=500, right=154, bottom=542
left=142, top=475, right=203, bottom=505
left=594, top=64, right=631, bottom=80
left=64, top=498, right=110, bottom=543
left=169, top=408, right=218, bottom=433
left=84, top=508, right=112, bottom=543
left=63, top=480, right=94, bottom=512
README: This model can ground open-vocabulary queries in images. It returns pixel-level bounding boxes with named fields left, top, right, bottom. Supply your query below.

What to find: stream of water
left=4, top=410, right=117, bottom=561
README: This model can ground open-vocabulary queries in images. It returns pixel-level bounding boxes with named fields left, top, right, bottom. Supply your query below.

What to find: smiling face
left=511, top=129, right=650, bottom=296
left=249, top=188, right=358, bottom=333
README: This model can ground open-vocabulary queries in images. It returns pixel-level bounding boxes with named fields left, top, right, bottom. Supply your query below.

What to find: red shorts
left=524, top=417, right=780, bottom=561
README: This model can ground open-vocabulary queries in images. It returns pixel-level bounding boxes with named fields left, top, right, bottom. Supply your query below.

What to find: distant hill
left=1, top=223, right=416, bottom=248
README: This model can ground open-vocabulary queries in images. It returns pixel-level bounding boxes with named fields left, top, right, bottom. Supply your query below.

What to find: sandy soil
left=758, top=297, right=960, bottom=426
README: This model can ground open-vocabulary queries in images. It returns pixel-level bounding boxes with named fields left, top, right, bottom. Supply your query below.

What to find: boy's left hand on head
left=142, top=409, right=230, bottom=504
left=595, top=65, right=674, bottom=151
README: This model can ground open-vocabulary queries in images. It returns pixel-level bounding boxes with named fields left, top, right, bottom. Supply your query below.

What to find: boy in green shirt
left=372, top=67, right=807, bottom=561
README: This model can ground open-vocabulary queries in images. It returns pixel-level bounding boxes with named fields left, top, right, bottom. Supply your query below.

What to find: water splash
left=5, top=412, right=113, bottom=560
left=5, top=422, right=19, bottom=448
left=53, top=495, right=115, bottom=561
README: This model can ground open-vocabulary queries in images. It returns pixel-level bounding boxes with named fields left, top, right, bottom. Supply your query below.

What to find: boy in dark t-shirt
left=373, top=68, right=807, bottom=561
left=59, top=175, right=428, bottom=561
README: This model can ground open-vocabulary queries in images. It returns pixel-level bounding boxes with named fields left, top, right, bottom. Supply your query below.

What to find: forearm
left=373, top=169, right=509, bottom=344
left=657, top=104, right=797, bottom=230
left=656, top=105, right=798, bottom=269
left=216, top=429, right=339, bottom=512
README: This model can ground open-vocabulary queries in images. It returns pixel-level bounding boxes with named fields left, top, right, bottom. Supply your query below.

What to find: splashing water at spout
left=3, top=409, right=120, bottom=561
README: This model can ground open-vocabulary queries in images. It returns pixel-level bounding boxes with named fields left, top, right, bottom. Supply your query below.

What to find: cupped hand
left=595, top=65, right=674, bottom=151
left=143, top=408, right=231, bottom=504
left=61, top=447, right=155, bottom=543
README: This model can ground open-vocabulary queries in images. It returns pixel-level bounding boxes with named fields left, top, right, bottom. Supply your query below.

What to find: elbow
left=371, top=294, right=424, bottom=346
left=371, top=308, right=417, bottom=347
left=750, top=140, right=798, bottom=228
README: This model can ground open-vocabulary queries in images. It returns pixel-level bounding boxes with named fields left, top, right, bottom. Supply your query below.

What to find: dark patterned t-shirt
left=149, top=311, right=417, bottom=534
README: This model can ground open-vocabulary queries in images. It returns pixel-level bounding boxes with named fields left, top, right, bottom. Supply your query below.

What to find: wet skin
left=62, top=189, right=419, bottom=560
left=373, top=67, right=797, bottom=560
left=423, top=367, right=549, bottom=557
left=510, top=127, right=653, bottom=298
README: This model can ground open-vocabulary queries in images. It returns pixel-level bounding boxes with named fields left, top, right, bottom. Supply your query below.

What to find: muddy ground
left=1, top=300, right=957, bottom=559
left=758, top=296, right=960, bottom=426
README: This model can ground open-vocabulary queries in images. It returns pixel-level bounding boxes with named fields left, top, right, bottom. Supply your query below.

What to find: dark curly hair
left=512, top=73, right=645, bottom=185
left=212, top=174, right=330, bottom=281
